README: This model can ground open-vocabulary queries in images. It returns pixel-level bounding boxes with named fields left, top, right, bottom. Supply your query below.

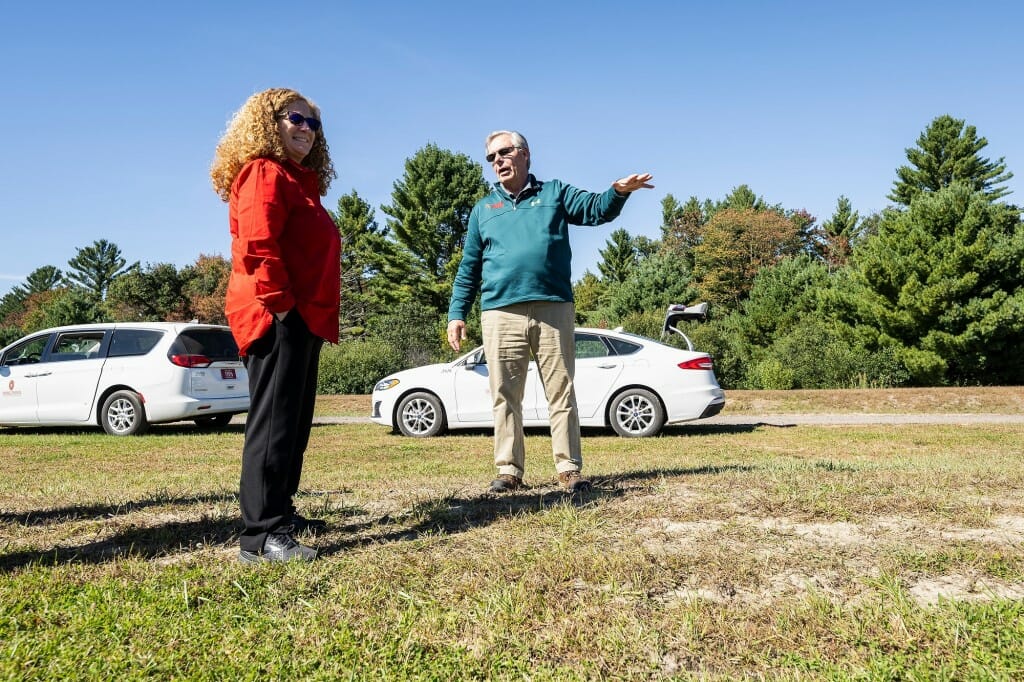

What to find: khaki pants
left=481, top=301, right=581, bottom=479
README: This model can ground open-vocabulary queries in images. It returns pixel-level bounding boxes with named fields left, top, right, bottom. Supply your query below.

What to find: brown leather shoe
left=558, top=470, right=592, bottom=492
left=489, top=474, right=523, bottom=492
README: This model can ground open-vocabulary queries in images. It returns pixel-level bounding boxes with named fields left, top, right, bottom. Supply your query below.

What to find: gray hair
left=485, top=130, right=530, bottom=169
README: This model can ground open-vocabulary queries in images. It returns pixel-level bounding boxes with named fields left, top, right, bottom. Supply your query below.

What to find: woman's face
left=277, top=100, right=318, bottom=164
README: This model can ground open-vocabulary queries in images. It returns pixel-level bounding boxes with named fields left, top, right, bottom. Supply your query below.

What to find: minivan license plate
left=221, top=368, right=237, bottom=379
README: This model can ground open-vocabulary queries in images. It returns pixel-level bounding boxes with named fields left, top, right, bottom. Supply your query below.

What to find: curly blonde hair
left=210, top=88, right=336, bottom=201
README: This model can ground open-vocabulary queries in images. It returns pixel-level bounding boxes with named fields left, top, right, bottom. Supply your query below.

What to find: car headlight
left=374, top=378, right=400, bottom=391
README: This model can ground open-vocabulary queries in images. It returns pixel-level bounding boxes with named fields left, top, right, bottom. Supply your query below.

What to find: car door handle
left=597, top=364, right=618, bottom=369
left=25, top=372, right=52, bottom=378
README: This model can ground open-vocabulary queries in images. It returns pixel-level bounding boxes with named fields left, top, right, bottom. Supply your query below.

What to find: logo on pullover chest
left=487, top=201, right=505, bottom=210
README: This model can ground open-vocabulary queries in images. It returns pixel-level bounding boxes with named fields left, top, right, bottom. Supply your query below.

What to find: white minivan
left=0, top=322, right=249, bottom=435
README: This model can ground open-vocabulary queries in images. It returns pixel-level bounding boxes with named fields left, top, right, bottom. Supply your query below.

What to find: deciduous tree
left=105, top=263, right=189, bottom=321
left=181, top=254, right=231, bottom=325
left=691, top=207, right=804, bottom=308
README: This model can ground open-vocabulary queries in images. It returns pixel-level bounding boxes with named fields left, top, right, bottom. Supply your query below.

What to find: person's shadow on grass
left=314, top=462, right=758, bottom=557
left=0, top=462, right=757, bottom=570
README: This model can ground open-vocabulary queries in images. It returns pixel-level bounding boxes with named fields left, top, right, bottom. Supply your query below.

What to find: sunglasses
left=279, top=111, right=322, bottom=132
left=485, top=146, right=519, bottom=163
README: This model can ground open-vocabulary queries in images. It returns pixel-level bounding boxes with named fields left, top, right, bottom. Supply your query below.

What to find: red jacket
left=225, top=158, right=341, bottom=355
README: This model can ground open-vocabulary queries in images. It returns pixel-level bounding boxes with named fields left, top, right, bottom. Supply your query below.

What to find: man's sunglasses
left=279, top=111, right=322, bottom=132
left=485, top=146, right=519, bottom=163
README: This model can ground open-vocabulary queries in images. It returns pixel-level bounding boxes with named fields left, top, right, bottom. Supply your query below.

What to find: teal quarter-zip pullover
left=448, top=175, right=628, bottom=321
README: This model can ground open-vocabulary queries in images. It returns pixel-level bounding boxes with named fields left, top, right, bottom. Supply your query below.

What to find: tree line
left=3, top=114, right=1022, bottom=391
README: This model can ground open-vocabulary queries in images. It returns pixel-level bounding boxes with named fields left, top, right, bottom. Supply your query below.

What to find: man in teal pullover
left=447, top=130, right=653, bottom=493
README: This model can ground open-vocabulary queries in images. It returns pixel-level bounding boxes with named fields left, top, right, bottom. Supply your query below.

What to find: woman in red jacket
left=211, top=88, right=340, bottom=563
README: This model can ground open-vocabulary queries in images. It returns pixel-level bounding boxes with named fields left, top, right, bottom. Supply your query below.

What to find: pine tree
left=380, top=144, right=487, bottom=313
left=597, top=228, right=637, bottom=283
left=820, top=196, right=863, bottom=269
left=333, top=190, right=406, bottom=334
left=889, top=115, right=1013, bottom=206
left=65, top=239, right=137, bottom=301
left=845, top=184, right=1024, bottom=384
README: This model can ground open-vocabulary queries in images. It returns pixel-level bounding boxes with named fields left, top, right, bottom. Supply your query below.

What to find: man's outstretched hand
left=612, top=173, right=654, bottom=194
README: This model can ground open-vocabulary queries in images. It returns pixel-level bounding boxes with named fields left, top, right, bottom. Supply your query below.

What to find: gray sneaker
left=239, top=532, right=317, bottom=564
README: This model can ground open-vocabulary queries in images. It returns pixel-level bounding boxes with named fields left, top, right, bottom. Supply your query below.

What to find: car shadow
left=0, top=424, right=247, bottom=437
left=431, top=423, right=770, bottom=439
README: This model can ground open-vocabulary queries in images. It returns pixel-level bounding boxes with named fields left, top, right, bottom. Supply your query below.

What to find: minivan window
left=2, top=335, right=50, bottom=366
left=169, top=329, right=240, bottom=361
left=109, top=329, right=165, bottom=357
left=51, top=331, right=105, bottom=361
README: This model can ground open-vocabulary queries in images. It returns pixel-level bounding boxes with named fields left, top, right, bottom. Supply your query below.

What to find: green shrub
left=366, top=302, right=449, bottom=366
left=764, top=320, right=910, bottom=389
left=747, top=356, right=795, bottom=389
left=318, top=340, right=404, bottom=394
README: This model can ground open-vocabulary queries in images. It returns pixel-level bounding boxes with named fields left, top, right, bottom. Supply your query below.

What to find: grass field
left=2, top=389, right=1023, bottom=680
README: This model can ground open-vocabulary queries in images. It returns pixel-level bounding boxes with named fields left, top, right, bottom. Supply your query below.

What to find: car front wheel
left=396, top=392, right=446, bottom=437
left=609, top=388, right=665, bottom=438
left=101, top=390, right=149, bottom=436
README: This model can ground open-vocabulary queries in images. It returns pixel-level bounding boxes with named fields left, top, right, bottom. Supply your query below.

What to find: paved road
left=312, top=413, right=1024, bottom=426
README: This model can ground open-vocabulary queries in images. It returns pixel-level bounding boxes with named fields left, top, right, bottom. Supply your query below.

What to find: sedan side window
left=575, top=333, right=610, bottom=359
left=2, top=335, right=50, bottom=366
left=606, top=337, right=642, bottom=356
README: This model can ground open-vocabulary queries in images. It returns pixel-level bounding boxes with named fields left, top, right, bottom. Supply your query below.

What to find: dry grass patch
left=723, top=386, right=1024, bottom=414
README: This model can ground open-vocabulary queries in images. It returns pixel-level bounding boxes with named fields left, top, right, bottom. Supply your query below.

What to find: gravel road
left=312, top=413, right=1024, bottom=427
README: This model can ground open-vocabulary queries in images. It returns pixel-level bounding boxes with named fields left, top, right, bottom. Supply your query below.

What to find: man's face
left=486, top=133, right=529, bottom=192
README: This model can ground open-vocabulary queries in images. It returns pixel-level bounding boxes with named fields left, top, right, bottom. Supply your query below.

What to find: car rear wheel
left=101, top=390, right=149, bottom=436
left=609, top=388, right=664, bottom=438
left=396, top=392, right=446, bottom=437
left=194, top=413, right=233, bottom=428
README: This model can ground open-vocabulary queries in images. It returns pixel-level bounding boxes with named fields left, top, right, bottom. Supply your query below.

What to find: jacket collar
left=494, top=174, right=540, bottom=201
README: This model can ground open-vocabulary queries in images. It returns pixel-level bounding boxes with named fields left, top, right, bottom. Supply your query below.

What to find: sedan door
left=453, top=349, right=541, bottom=424
left=537, top=333, right=624, bottom=420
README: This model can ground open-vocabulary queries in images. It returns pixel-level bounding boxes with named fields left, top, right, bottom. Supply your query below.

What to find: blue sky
left=2, top=1, right=1022, bottom=299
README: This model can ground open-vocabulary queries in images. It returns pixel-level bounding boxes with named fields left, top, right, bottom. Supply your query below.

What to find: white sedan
left=371, top=308, right=725, bottom=438
left=0, top=321, right=249, bottom=435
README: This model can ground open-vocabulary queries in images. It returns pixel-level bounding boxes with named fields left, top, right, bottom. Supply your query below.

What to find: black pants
left=238, top=310, right=323, bottom=552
